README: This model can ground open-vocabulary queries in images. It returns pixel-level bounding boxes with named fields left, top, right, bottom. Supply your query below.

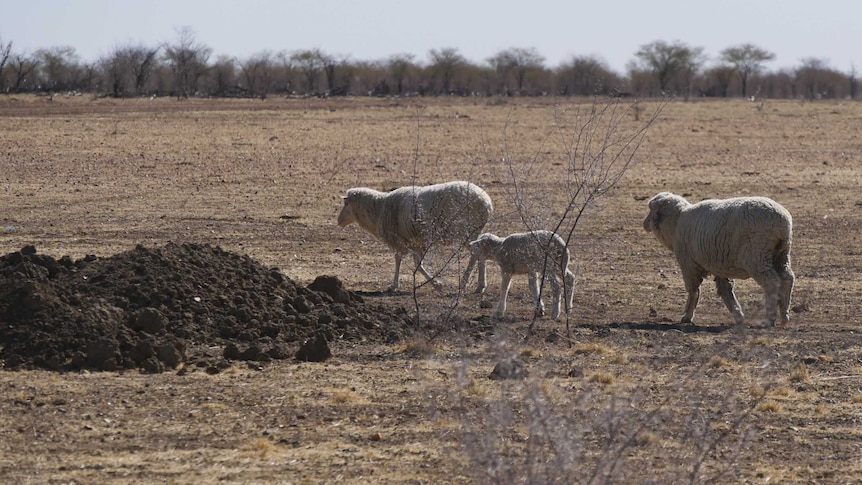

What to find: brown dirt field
left=1, top=94, right=861, bottom=484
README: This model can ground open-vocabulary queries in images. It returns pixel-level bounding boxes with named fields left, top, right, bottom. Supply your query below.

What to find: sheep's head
left=644, top=192, right=689, bottom=249
left=337, top=191, right=358, bottom=226
left=468, top=233, right=502, bottom=261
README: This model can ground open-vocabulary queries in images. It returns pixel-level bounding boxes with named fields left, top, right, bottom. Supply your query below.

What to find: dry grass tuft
left=771, top=385, right=793, bottom=398
left=399, top=337, right=438, bottom=358
left=243, top=437, right=276, bottom=457
left=789, top=362, right=810, bottom=383
left=463, top=377, right=488, bottom=398
left=756, top=400, right=782, bottom=413
left=750, top=385, right=767, bottom=399
left=330, top=389, right=362, bottom=404
left=708, top=355, right=731, bottom=369
left=747, top=336, right=771, bottom=346
left=588, top=372, right=615, bottom=385
left=608, top=353, right=629, bottom=364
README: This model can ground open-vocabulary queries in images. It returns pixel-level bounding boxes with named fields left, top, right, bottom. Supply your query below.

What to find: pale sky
left=2, top=0, right=860, bottom=74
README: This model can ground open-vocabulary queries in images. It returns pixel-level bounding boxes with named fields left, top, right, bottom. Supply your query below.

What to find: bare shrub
left=454, top=359, right=759, bottom=484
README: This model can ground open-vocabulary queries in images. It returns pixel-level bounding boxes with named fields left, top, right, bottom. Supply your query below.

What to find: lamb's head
left=468, top=233, right=503, bottom=261
left=337, top=189, right=361, bottom=227
left=643, top=192, right=689, bottom=248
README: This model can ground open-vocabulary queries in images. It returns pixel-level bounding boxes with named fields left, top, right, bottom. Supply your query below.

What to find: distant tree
left=0, top=36, right=12, bottom=92
left=163, top=26, right=211, bottom=98
left=703, top=65, right=736, bottom=97
left=320, top=52, right=349, bottom=94
left=795, top=57, right=846, bottom=99
left=428, top=47, right=466, bottom=93
left=680, top=46, right=706, bottom=100
left=850, top=64, right=858, bottom=100
left=387, top=53, right=415, bottom=95
left=720, top=43, right=775, bottom=98
left=555, top=55, right=620, bottom=96
left=487, top=47, right=545, bottom=94
left=634, top=40, right=703, bottom=94
left=100, top=44, right=159, bottom=96
left=240, top=51, right=274, bottom=98
left=291, top=48, right=325, bottom=94
left=34, top=46, right=80, bottom=91
left=209, top=55, right=238, bottom=96
left=10, top=52, right=38, bottom=92
left=77, top=62, right=99, bottom=92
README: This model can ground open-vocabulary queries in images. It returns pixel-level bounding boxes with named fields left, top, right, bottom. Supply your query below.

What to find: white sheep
left=468, top=230, right=575, bottom=320
left=337, top=181, right=493, bottom=292
left=643, top=192, right=794, bottom=327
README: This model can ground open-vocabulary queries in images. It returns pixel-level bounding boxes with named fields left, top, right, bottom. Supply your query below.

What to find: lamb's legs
left=494, top=272, right=514, bottom=318
left=715, top=277, right=745, bottom=325
left=528, top=273, right=545, bottom=317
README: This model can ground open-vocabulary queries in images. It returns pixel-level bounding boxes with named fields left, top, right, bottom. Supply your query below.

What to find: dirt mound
left=0, top=243, right=412, bottom=372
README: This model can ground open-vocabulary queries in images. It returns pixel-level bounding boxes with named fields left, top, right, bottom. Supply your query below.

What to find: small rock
left=295, top=332, right=332, bottom=362
left=489, top=357, right=528, bottom=380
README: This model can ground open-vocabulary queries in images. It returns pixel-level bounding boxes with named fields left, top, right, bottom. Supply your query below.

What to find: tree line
left=0, top=28, right=857, bottom=100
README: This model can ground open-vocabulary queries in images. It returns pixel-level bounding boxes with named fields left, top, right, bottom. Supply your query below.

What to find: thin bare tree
left=500, top=97, right=667, bottom=336
left=163, top=26, right=211, bottom=98
left=0, top=36, right=12, bottom=92
left=428, top=47, right=466, bottom=94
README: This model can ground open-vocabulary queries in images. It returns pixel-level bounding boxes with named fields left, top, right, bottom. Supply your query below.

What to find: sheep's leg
left=412, top=252, right=443, bottom=290
left=715, top=277, right=745, bottom=325
left=459, top=254, right=477, bottom=292
left=459, top=255, right=487, bottom=294
left=778, top=267, right=795, bottom=324
left=564, top=269, right=575, bottom=316
left=495, top=272, right=513, bottom=318
left=388, top=253, right=403, bottom=292
left=681, top=273, right=703, bottom=324
left=529, top=273, right=545, bottom=318
left=476, top=260, right=487, bottom=294
left=753, top=270, right=782, bottom=327
left=550, top=275, right=562, bottom=321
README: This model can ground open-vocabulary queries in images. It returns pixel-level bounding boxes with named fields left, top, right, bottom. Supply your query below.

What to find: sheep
left=468, top=230, right=575, bottom=320
left=337, top=181, right=493, bottom=292
left=643, top=192, right=794, bottom=327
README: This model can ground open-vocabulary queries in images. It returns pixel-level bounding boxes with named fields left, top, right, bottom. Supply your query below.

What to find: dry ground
left=0, top=94, right=861, bottom=484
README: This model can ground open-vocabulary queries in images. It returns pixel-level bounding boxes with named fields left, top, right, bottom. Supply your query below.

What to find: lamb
left=643, top=192, right=794, bottom=327
left=337, top=181, right=493, bottom=292
left=468, top=230, right=575, bottom=320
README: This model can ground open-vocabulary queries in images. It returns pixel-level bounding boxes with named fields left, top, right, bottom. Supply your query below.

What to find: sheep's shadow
left=581, top=321, right=733, bottom=334
left=354, top=290, right=412, bottom=297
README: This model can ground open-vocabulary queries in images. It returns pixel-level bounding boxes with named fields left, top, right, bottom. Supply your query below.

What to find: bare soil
left=0, top=94, right=860, bottom=484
